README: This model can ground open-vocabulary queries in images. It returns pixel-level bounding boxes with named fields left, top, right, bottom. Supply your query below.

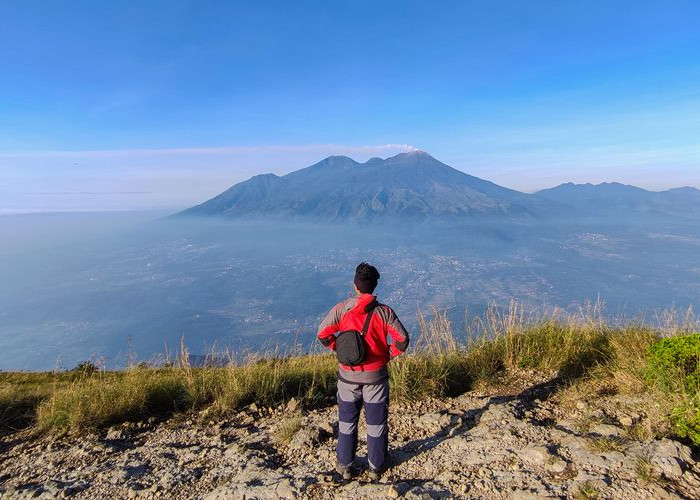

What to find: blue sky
left=1, top=1, right=700, bottom=211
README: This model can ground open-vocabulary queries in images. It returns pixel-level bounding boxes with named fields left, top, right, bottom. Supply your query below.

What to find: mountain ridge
left=534, top=182, right=700, bottom=218
left=177, top=152, right=700, bottom=221
left=178, top=151, right=548, bottom=221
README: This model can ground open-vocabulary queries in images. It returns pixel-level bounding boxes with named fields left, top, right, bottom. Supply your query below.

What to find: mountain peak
left=393, top=149, right=433, bottom=160
left=313, top=155, right=357, bottom=167
left=177, top=151, right=539, bottom=221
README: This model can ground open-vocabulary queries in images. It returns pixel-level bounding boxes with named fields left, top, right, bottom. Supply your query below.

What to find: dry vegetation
left=1, top=301, right=698, bottom=447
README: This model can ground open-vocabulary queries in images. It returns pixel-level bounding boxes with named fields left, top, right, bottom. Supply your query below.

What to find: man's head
left=354, top=262, right=380, bottom=294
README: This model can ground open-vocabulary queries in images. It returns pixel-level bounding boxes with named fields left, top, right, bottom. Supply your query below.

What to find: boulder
left=645, top=438, right=692, bottom=480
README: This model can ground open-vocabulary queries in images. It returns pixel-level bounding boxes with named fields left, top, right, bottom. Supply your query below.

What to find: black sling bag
left=335, top=305, right=375, bottom=366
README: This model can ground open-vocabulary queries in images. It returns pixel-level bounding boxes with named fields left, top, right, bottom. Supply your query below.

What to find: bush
left=71, top=361, right=99, bottom=376
left=646, top=333, right=700, bottom=393
left=647, top=333, right=700, bottom=445
left=670, top=397, right=700, bottom=446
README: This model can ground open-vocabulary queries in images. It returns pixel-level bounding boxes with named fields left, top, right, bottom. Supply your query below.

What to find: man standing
left=317, top=262, right=410, bottom=481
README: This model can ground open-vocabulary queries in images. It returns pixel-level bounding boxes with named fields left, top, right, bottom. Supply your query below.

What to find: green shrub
left=670, top=396, right=700, bottom=446
left=71, top=361, right=99, bottom=376
left=646, top=333, right=700, bottom=392
left=647, top=333, right=700, bottom=446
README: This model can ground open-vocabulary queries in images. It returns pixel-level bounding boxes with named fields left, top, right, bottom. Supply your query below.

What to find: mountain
left=535, top=182, right=700, bottom=219
left=178, top=151, right=549, bottom=221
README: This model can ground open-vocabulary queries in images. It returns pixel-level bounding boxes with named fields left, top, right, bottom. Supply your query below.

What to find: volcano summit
left=178, top=151, right=547, bottom=221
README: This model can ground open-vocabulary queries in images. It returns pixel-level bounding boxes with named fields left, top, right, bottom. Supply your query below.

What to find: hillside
left=2, top=371, right=698, bottom=499
left=1, top=310, right=700, bottom=498
left=535, top=182, right=700, bottom=219
left=177, top=151, right=549, bottom=221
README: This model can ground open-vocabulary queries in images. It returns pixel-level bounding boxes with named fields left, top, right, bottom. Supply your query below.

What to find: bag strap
left=360, top=306, right=376, bottom=336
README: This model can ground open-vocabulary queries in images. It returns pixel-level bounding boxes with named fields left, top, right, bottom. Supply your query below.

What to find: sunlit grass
left=1, top=300, right=697, bottom=439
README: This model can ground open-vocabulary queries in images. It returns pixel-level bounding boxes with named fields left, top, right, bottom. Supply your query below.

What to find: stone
left=519, top=446, right=549, bottom=466
left=288, top=426, right=325, bottom=451
left=403, top=482, right=450, bottom=500
left=41, top=481, right=64, bottom=497
left=511, top=492, right=540, bottom=500
left=276, top=478, right=297, bottom=498
left=122, top=462, right=148, bottom=479
left=105, top=427, right=125, bottom=440
left=545, top=458, right=567, bottom=474
left=5, top=375, right=700, bottom=500
left=645, top=439, right=690, bottom=480
left=416, top=412, right=452, bottom=434
left=318, top=420, right=334, bottom=436
left=617, top=414, right=634, bottom=427
left=589, top=424, right=623, bottom=438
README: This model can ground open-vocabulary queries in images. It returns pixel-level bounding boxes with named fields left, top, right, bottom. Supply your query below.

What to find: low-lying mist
left=1, top=211, right=699, bottom=371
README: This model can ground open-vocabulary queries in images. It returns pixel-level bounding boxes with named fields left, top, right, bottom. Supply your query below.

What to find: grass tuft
left=586, top=436, right=627, bottom=453
left=575, top=481, right=600, bottom=499
left=275, top=414, right=303, bottom=444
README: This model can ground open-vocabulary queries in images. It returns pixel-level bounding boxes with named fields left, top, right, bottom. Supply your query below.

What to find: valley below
left=1, top=211, right=700, bottom=371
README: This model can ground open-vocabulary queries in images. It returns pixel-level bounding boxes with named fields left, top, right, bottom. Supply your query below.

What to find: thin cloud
left=0, top=143, right=418, bottom=211
left=31, top=191, right=155, bottom=195
left=0, top=144, right=417, bottom=159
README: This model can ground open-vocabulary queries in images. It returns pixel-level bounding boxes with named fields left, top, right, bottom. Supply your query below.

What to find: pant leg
left=362, top=379, right=389, bottom=471
left=336, top=379, right=363, bottom=467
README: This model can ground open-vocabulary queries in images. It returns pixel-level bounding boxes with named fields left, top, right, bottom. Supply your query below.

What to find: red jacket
left=317, top=293, right=410, bottom=372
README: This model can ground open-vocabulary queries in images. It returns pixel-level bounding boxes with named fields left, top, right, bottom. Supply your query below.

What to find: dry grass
left=275, top=414, right=303, bottom=444
left=586, top=436, right=627, bottom=453
left=1, top=300, right=697, bottom=438
left=1, top=371, right=90, bottom=434
left=35, top=353, right=339, bottom=433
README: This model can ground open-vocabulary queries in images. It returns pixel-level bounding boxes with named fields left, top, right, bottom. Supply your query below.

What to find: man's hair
left=354, top=262, right=380, bottom=294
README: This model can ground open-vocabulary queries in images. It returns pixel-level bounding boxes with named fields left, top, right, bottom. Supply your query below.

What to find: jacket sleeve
left=317, top=302, right=344, bottom=351
left=386, top=307, right=410, bottom=358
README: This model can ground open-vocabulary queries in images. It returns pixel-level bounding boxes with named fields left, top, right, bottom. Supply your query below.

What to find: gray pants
left=336, top=378, right=389, bottom=470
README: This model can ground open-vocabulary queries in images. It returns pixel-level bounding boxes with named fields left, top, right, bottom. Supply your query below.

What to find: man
left=317, top=262, right=410, bottom=481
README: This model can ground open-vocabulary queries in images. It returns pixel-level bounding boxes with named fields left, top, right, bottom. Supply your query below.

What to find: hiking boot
left=369, top=456, right=391, bottom=481
left=336, top=462, right=353, bottom=481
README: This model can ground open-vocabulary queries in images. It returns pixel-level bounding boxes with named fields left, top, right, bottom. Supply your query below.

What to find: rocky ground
left=1, top=371, right=698, bottom=499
